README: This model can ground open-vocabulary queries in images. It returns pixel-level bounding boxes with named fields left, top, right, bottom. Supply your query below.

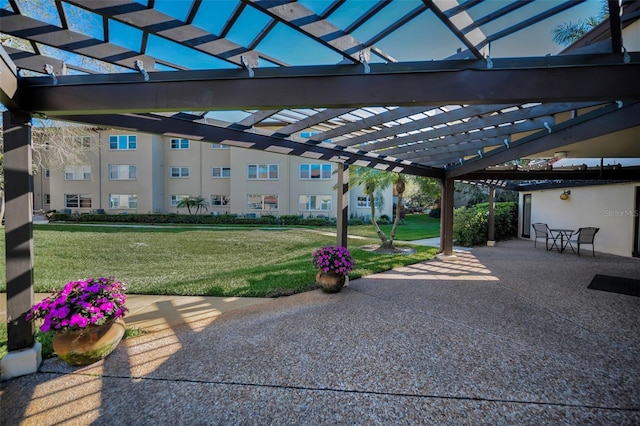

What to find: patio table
left=550, top=228, right=575, bottom=253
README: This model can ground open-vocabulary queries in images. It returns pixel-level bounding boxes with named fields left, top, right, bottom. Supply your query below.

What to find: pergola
left=1, top=0, right=639, bottom=373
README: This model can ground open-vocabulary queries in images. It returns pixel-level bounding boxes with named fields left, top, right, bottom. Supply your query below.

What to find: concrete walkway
left=2, top=239, right=639, bottom=424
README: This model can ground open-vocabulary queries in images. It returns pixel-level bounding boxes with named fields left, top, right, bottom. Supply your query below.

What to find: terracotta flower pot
left=316, top=271, right=347, bottom=293
left=53, top=318, right=126, bottom=366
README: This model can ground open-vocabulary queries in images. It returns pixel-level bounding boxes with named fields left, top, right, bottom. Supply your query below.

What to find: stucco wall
left=519, top=183, right=639, bottom=257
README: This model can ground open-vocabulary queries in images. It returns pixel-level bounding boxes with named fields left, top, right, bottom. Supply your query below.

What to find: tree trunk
left=389, top=192, right=404, bottom=246
left=369, top=193, right=388, bottom=245
left=389, top=178, right=406, bottom=246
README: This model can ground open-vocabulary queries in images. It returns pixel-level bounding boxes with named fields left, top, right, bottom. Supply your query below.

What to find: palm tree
left=349, top=166, right=408, bottom=253
left=176, top=196, right=209, bottom=215
left=551, top=1, right=609, bottom=47
left=552, top=20, right=592, bottom=46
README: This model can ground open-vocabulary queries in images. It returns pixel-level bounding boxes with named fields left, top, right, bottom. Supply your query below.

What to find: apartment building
left=33, top=129, right=392, bottom=220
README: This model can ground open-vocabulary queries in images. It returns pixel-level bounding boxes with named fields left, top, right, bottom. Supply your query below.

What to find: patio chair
left=569, top=227, right=600, bottom=256
left=532, top=223, right=558, bottom=251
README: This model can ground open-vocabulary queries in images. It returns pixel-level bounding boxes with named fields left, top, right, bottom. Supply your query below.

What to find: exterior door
left=522, top=194, right=532, bottom=238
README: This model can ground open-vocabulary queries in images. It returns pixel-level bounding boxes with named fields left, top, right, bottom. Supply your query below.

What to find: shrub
left=47, top=213, right=335, bottom=227
left=348, top=217, right=365, bottom=225
left=377, top=214, right=391, bottom=225
left=453, top=202, right=517, bottom=247
left=428, top=208, right=441, bottom=219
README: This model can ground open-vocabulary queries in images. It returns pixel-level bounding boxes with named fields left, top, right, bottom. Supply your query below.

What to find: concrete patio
left=1, top=239, right=639, bottom=424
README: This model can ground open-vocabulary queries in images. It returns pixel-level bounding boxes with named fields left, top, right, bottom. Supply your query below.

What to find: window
left=73, top=136, right=91, bottom=148
left=44, top=169, right=50, bottom=179
left=64, top=165, right=92, bottom=180
left=109, top=135, right=137, bottom=150
left=247, top=164, right=278, bottom=180
left=211, top=143, right=229, bottom=149
left=357, top=196, right=371, bottom=208
left=299, top=195, right=332, bottom=211
left=247, top=194, right=278, bottom=211
left=299, top=132, right=332, bottom=143
left=170, top=138, right=189, bottom=149
left=211, top=195, right=230, bottom=206
left=65, top=194, right=92, bottom=208
left=170, top=167, right=190, bottom=178
left=109, top=194, right=138, bottom=209
left=211, top=167, right=231, bottom=178
left=109, top=165, right=137, bottom=180
left=170, top=194, right=190, bottom=206
left=44, top=194, right=50, bottom=204
left=299, top=164, right=332, bottom=180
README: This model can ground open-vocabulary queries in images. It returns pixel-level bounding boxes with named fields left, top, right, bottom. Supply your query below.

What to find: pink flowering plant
left=311, top=245, right=354, bottom=276
left=27, top=277, right=128, bottom=332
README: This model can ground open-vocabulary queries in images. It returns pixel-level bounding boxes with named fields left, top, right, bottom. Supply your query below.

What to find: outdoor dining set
left=532, top=223, right=600, bottom=256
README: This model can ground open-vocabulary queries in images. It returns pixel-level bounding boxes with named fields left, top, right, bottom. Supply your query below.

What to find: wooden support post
left=440, top=178, right=455, bottom=256
left=336, top=163, right=349, bottom=248
left=3, top=109, right=35, bottom=351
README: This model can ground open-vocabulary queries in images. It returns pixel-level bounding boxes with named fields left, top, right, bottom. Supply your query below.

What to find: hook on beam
left=241, top=55, right=254, bottom=78
left=134, top=60, right=149, bottom=81
left=43, top=64, right=57, bottom=85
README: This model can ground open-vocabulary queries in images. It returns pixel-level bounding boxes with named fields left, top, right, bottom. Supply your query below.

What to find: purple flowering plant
left=311, top=245, right=354, bottom=276
left=26, top=277, right=128, bottom=332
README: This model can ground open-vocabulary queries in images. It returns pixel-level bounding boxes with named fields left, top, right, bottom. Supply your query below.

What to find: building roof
left=1, top=0, right=639, bottom=183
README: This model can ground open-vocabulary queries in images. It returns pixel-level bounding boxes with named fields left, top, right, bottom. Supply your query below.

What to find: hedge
left=46, top=212, right=335, bottom=227
left=452, top=202, right=518, bottom=247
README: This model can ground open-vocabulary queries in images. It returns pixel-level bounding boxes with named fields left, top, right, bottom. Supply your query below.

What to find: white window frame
left=247, top=164, right=279, bottom=180
left=65, top=194, right=92, bottom=209
left=170, top=138, right=190, bottom=150
left=299, top=163, right=332, bottom=180
left=170, top=167, right=190, bottom=178
left=109, top=165, right=137, bottom=180
left=170, top=194, right=190, bottom=207
left=64, top=165, right=92, bottom=180
left=109, top=135, right=137, bottom=150
left=211, top=143, right=229, bottom=149
left=73, top=136, right=91, bottom=149
left=211, top=194, right=230, bottom=206
left=299, top=195, right=332, bottom=211
left=357, top=196, right=371, bottom=208
left=211, top=167, right=231, bottom=178
left=109, top=194, right=138, bottom=209
left=247, top=194, right=278, bottom=211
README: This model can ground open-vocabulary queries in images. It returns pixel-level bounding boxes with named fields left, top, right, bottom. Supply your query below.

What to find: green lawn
left=0, top=224, right=441, bottom=360
left=0, top=225, right=438, bottom=298
left=347, top=213, right=440, bottom=241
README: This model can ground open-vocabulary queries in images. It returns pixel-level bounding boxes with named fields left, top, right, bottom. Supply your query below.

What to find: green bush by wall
left=453, top=202, right=518, bottom=247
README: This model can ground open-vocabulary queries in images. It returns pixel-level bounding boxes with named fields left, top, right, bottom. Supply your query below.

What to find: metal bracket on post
left=359, top=49, right=370, bottom=74
left=616, top=100, right=623, bottom=108
left=623, top=46, right=630, bottom=64
left=43, top=64, right=57, bottom=85
left=503, top=138, right=510, bottom=149
left=544, top=122, right=552, bottom=133
left=486, top=43, right=493, bottom=69
left=477, top=150, right=483, bottom=158
left=241, top=55, right=254, bottom=78
left=134, top=60, right=149, bottom=81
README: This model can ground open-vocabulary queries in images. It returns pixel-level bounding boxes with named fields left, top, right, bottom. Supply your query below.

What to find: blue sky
left=2, top=0, right=603, bottom=72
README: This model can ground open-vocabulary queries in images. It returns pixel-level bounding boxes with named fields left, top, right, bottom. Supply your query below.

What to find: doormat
left=588, top=274, right=640, bottom=297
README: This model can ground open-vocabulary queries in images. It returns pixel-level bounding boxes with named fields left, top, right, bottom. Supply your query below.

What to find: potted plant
left=27, top=277, right=128, bottom=366
left=311, top=245, right=354, bottom=293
